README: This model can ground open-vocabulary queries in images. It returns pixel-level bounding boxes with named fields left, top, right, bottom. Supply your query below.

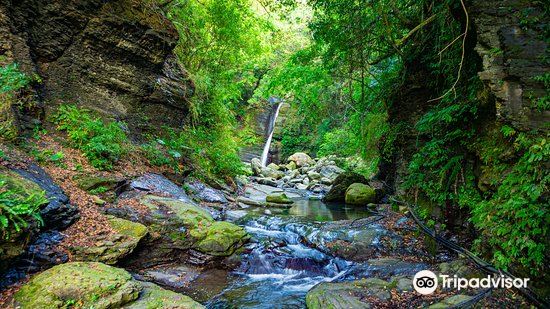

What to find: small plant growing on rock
left=0, top=179, right=46, bottom=239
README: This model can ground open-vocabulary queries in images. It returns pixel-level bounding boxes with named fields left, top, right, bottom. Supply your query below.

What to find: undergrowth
left=53, top=105, right=128, bottom=170
left=0, top=177, right=46, bottom=239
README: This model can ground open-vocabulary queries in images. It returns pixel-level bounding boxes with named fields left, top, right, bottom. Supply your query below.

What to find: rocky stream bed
left=0, top=152, right=528, bottom=308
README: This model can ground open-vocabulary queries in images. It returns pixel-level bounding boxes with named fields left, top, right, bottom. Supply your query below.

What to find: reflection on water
left=286, top=198, right=374, bottom=221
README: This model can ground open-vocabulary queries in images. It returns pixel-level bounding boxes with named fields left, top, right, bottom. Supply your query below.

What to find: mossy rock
left=0, top=168, right=46, bottom=272
left=135, top=195, right=249, bottom=257
left=306, top=278, right=391, bottom=309
left=345, top=183, right=376, bottom=205
left=0, top=167, right=45, bottom=200
left=74, top=174, right=122, bottom=192
left=123, top=282, right=204, bottom=309
left=266, top=192, right=293, bottom=204
left=323, top=172, right=368, bottom=202
left=14, top=262, right=142, bottom=308
left=195, top=221, right=251, bottom=256
left=68, top=216, right=147, bottom=264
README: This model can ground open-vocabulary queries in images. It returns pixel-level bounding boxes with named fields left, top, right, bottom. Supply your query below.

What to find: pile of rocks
left=250, top=152, right=345, bottom=194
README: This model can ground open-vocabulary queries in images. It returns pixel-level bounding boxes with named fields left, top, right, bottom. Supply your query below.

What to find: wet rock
left=266, top=192, right=293, bottom=204
left=250, top=158, right=262, bottom=176
left=260, top=167, right=284, bottom=180
left=256, top=177, right=278, bottom=187
left=267, top=163, right=280, bottom=170
left=345, top=183, right=376, bottom=205
left=0, top=165, right=77, bottom=273
left=343, top=258, right=427, bottom=280
left=306, top=278, right=392, bottom=309
left=130, top=173, right=193, bottom=204
left=307, top=171, right=321, bottom=180
left=13, top=164, right=79, bottom=230
left=286, top=161, right=297, bottom=170
left=287, top=152, right=314, bottom=167
left=68, top=216, right=147, bottom=265
left=185, top=179, right=228, bottom=204
left=323, top=172, right=368, bottom=202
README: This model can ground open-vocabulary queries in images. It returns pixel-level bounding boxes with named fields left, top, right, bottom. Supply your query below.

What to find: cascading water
left=260, top=102, right=283, bottom=166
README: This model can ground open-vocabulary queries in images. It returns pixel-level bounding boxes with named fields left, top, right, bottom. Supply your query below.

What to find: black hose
left=389, top=197, right=549, bottom=309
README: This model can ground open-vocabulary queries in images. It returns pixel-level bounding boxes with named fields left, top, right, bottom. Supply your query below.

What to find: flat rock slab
left=131, top=173, right=193, bottom=204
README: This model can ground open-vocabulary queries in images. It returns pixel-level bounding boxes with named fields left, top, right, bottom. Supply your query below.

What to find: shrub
left=0, top=63, right=32, bottom=140
left=0, top=177, right=46, bottom=239
left=53, top=105, right=128, bottom=170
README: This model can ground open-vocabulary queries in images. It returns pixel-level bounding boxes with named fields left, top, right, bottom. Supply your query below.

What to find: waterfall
left=260, top=102, right=283, bottom=166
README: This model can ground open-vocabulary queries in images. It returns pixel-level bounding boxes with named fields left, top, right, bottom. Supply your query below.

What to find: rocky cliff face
left=471, top=0, right=549, bottom=130
left=1, top=0, right=194, bottom=135
left=382, top=0, right=548, bottom=195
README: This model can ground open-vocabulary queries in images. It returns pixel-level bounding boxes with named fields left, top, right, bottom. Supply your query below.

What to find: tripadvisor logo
left=413, top=270, right=438, bottom=295
left=413, top=270, right=530, bottom=295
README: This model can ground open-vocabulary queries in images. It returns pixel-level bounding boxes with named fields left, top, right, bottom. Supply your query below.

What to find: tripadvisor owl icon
left=413, top=270, right=438, bottom=295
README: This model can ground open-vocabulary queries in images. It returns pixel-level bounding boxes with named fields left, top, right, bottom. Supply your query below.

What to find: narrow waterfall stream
left=260, top=102, right=283, bottom=166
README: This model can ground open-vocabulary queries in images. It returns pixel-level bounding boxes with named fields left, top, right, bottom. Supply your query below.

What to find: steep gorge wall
left=0, top=0, right=194, bottom=136
left=384, top=0, right=549, bottom=195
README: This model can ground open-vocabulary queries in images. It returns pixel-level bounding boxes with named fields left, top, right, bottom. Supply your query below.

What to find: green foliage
left=53, top=105, right=128, bottom=170
left=465, top=133, right=549, bottom=274
left=0, top=63, right=30, bottom=94
left=0, top=63, right=33, bottom=140
left=30, top=148, right=66, bottom=168
left=0, top=178, right=46, bottom=239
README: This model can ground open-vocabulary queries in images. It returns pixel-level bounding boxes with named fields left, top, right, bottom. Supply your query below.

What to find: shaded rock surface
left=2, top=0, right=195, bottom=135
left=0, top=165, right=78, bottom=275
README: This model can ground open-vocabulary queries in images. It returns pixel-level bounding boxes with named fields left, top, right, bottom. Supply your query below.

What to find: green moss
left=195, top=221, right=250, bottom=256
left=345, top=183, right=376, bottom=205
left=107, top=216, right=147, bottom=239
left=14, top=262, right=141, bottom=308
left=124, top=282, right=204, bottom=309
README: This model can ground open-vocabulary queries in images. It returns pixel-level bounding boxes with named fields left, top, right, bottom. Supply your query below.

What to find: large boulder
left=345, top=183, right=376, bottom=205
left=14, top=262, right=142, bottom=308
left=260, top=167, right=284, bottom=180
left=106, top=195, right=249, bottom=265
left=0, top=165, right=78, bottom=273
left=68, top=216, right=147, bottom=265
left=13, top=262, right=204, bottom=309
left=287, top=152, right=314, bottom=167
left=123, top=281, right=204, bottom=309
left=323, top=172, right=367, bottom=202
